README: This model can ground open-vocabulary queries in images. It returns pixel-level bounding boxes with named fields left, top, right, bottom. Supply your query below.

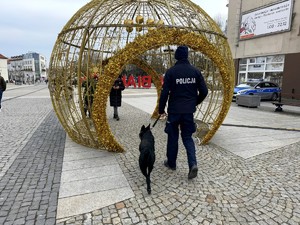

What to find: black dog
left=139, top=124, right=155, bottom=194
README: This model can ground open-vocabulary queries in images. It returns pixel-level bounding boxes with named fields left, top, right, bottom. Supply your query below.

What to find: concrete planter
left=236, top=95, right=261, bottom=107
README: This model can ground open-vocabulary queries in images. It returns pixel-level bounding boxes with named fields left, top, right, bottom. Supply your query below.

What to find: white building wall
left=39, top=55, right=47, bottom=78
left=0, top=58, right=9, bottom=81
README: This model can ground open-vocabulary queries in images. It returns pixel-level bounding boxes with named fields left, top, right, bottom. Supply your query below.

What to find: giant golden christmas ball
left=48, top=0, right=234, bottom=152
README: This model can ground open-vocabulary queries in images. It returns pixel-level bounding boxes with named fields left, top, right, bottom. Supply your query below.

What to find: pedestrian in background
left=0, top=73, right=7, bottom=112
left=82, top=75, right=98, bottom=117
left=159, top=45, right=208, bottom=179
left=110, top=76, right=125, bottom=121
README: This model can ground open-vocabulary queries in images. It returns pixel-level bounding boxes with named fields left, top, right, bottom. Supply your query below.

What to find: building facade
left=8, top=52, right=47, bottom=84
left=0, top=54, right=9, bottom=81
left=227, top=0, right=300, bottom=99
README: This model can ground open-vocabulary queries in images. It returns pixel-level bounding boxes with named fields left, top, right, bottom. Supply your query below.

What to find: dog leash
left=151, top=115, right=161, bottom=128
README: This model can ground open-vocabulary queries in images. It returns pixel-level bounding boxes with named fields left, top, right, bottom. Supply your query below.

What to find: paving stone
left=2, top=86, right=300, bottom=225
left=0, top=89, right=65, bottom=225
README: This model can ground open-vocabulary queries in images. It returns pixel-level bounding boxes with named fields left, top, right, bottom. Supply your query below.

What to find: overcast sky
left=0, top=0, right=228, bottom=63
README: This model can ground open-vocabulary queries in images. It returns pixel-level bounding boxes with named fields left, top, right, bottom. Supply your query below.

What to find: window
left=238, top=73, right=246, bottom=83
left=256, top=57, right=265, bottom=63
left=248, top=64, right=264, bottom=71
left=265, top=72, right=282, bottom=87
left=248, top=72, right=263, bottom=80
left=266, top=55, right=284, bottom=63
left=267, top=63, right=284, bottom=71
left=238, top=55, right=285, bottom=86
left=239, top=65, right=246, bottom=71
left=240, top=58, right=247, bottom=64
left=249, top=58, right=256, bottom=63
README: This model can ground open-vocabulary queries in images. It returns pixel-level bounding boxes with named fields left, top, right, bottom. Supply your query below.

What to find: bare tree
left=213, top=13, right=227, bottom=34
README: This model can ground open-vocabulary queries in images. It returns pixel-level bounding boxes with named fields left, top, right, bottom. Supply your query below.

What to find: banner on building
left=240, top=0, right=293, bottom=40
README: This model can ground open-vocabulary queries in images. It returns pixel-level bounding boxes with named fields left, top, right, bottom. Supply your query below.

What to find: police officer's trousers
left=164, top=113, right=197, bottom=169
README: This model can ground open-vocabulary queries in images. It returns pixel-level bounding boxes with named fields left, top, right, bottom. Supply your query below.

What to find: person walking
left=158, top=45, right=208, bottom=179
left=0, top=73, right=7, bottom=112
left=82, top=75, right=98, bottom=117
left=110, top=75, right=125, bottom=121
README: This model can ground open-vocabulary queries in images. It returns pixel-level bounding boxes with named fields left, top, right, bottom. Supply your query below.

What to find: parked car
left=233, top=80, right=281, bottom=101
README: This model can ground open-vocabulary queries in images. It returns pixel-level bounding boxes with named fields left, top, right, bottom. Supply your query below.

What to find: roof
left=0, top=54, right=8, bottom=59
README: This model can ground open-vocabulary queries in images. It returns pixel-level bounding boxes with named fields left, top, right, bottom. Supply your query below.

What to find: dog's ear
left=141, top=125, right=145, bottom=130
left=146, top=124, right=151, bottom=130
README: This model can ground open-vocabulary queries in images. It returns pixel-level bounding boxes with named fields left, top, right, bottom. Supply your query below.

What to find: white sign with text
left=240, top=0, right=292, bottom=39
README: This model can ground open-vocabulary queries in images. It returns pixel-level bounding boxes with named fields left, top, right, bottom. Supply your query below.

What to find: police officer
left=159, top=45, right=208, bottom=179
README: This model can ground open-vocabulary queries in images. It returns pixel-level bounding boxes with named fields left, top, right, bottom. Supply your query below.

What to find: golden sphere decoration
left=157, top=20, right=164, bottom=26
left=124, top=19, right=133, bottom=33
left=146, top=19, right=155, bottom=24
left=146, top=18, right=155, bottom=31
left=135, top=15, right=144, bottom=32
left=136, top=15, right=144, bottom=24
left=136, top=27, right=143, bottom=32
left=48, top=0, right=235, bottom=152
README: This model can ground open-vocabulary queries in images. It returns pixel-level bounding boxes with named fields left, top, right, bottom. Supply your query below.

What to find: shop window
left=265, top=72, right=283, bottom=87
left=240, top=58, right=247, bottom=64
left=248, top=72, right=263, bottom=80
left=249, top=58, right=256, bottom=64
left=266, top=55, right=284, bottom=63
left=239, top=65, right=246, bottom=71
left=238, top=73, right=246, bottom=84
left=256, top=57, right=266, bottom=63
left=248, top=64, right=264, bottom=71
left=266, top=63, right=284, bottom=71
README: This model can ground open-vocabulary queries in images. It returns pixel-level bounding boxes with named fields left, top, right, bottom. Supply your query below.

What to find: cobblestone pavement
left=0, top=111, right=65, bottom=225
left=58, top=102, right=300, bottom=225
left=0, top=86, right=66, bottom=225
left=1, top=86, right=300, bottom=225
left=0, top=86, right=53, bottom=178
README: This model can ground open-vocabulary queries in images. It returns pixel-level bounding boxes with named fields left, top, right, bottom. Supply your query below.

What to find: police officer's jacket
left=159, top=47, right=208, bottom=114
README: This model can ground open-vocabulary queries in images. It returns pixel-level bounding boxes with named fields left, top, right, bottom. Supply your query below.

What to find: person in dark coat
left=110, top=76, right=125, bottom=120
left=0, top=73, right=7, bottom=112
left=82, top=75, right=98, bottom=117
left=158, top=45, right=208, bottom=180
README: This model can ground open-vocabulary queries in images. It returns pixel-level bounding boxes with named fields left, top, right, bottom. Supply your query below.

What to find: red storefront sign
left=122, top=75, right=164, bottom=88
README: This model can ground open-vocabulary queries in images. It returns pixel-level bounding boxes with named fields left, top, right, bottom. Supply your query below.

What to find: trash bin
left=236, top=95, right=261, bottom=107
